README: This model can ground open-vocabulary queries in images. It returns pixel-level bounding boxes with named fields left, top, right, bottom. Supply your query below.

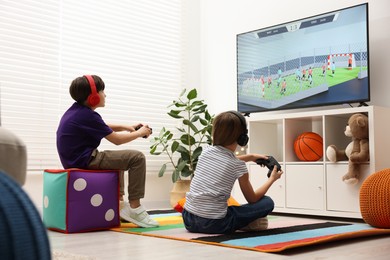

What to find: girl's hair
left=69, top=75, right=105, bottom=104
left=212, top=111, right=244, bottom=146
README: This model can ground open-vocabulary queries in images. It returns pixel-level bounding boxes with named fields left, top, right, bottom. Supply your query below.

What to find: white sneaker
left=120, top=204, right=159, bottom=228
left=240, top=217, right=268, bottom=232
left=119, top=201, right=125, bottom=210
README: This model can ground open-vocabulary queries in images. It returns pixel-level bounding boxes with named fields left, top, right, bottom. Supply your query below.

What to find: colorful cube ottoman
left=43, top=169, right=120, bottom=233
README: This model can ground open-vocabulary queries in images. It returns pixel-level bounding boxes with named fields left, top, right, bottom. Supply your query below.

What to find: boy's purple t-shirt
left=56, top=102, right=113, bottom=168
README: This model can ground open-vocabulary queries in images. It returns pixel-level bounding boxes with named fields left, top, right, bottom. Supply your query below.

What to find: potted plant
left=150, top=88, right=213, bottom=206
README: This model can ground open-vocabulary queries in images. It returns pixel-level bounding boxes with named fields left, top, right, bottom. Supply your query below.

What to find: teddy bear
left=326, top=113, right=369, bottom=185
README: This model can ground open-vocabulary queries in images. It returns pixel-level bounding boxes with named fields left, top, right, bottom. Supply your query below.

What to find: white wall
left=197, top=0, right=390, bottom=115
left=24, top=0, right=390, bottom=209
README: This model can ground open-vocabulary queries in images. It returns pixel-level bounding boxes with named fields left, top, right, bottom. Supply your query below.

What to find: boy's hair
left=69, top=75, right=105, bottom=104
left=212, top=111, right=245, bottom=146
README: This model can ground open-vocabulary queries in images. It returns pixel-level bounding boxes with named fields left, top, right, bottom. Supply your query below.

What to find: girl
left=182, top=111, right=283, bottom=234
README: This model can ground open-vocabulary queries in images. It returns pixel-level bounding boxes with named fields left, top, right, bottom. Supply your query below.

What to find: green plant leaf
left=187, top=89, right=197, bottom=100
left=171, top=101, right=186, bottom=108
left=172, top=169, right=180, bottom=182
left=180, top=134, right=195, bottom=145
left=177, top=145, right=189, bottom=154
left=189, top=101, right=203, bottom=111
left=199, top=118, right=208, bottom=126
left=181, top=166, right=193, bottom=178
left=177, top=160, right=187, bottom=171
left=207, top=135, right=212, bottom=144
left=150, top=145, right=157, bottom=154
left=183, top=119, right=199, bottom=133
left=191, top=115, right=200, bottom=122
left=162, top=129, right=171, bottom=138
left=193, top=104, right=207, bottom=112
left=205, top=111, right=212, bottom=121
left=168, top=111, right=184, bottom=119
left=169, top=110, right=181, bottom=115
left=159, top=127, right=166, bottom=138
left=191, top=100, right=203, bottom=106
left=180, top=151, right=190, bottom=162
left=193, top=146, right=203, bottom=160
left=171, top=140, right=179, bottom=153
left=158, top=164, right=167, bottom=177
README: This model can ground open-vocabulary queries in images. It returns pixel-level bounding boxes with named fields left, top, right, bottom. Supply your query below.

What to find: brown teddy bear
left=326, top=113, right=369, bottom=185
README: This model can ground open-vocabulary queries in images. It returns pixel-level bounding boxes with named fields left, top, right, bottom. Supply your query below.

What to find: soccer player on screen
left=322, top=62, right=326, bottom=76
left=277, top=76, right=282, bottom=87
left=277, top=67, right=282, bottom=79
left=348, top=55, right=353, bottom=68
left=295, top=67, right=301, bottom=81
left=280, top=79, right=286, bottom=95
left=331, top=62, right=336, bottom=77
left=308, top=67, right=313, bottom=86
left=260, top=76, right=265, bottom=98
left=260, top=75, right=265, bottom=97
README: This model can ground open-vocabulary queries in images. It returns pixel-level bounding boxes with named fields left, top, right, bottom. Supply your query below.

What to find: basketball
left=294, top=132, right=323, bottom=161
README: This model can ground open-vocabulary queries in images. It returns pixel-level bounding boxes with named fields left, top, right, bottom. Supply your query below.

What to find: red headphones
left=84, top=75, right=100, bottom=107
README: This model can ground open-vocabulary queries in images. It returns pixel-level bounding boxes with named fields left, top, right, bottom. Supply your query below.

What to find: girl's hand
left=253, top=154, right=268, bottom=162
left=269, top=165, right=283, bottom=181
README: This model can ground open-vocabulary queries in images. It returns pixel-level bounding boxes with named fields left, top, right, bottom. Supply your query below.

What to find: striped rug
left=111, top=210, right=390, bottom=253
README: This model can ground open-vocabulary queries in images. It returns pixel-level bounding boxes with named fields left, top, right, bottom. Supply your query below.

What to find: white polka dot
left=44, top=195, right=49, bottom=208
left=91, top=194, right=103, bottom=207
left=73, top=178, right=87, bottom=191
left=105, top=209, right=115, bottom=221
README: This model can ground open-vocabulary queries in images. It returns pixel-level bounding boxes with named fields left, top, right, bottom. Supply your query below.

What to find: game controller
left=135, top=125, right=152, bottom=138
left=255, top=156, right=281, bottom=178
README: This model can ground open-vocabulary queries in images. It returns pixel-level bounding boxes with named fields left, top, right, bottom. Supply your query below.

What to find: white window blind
left=0, top=0, right=183, bottom=174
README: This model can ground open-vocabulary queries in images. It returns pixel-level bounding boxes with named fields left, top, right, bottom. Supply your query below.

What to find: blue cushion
left=0, top=171, right=51, bottom=260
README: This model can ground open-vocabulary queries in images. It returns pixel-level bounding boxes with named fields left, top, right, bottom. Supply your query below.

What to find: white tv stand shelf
left=232, top=106, right=390, bottom=219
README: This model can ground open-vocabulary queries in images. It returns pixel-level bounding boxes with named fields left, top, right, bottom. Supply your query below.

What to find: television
left=236, top=3, right=369, bottom=114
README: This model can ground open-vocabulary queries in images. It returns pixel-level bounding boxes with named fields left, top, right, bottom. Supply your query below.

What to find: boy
left=182, top=111, right=283, bottom=234
left=56, top=75, right=158, bottom=228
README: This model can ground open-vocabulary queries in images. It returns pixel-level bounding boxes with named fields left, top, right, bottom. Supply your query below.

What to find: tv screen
left=237, top=3, right=369, bottom=113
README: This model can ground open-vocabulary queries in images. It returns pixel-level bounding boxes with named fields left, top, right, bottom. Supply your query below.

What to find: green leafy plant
left=150, top=88, right=213, bottom=182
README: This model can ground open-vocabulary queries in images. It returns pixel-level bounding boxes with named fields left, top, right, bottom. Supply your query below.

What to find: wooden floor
left=48, top=214, right=390, bottom=260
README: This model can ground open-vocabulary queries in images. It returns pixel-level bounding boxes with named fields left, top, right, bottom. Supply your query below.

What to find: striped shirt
left=184, top=145, right=248, bottom=219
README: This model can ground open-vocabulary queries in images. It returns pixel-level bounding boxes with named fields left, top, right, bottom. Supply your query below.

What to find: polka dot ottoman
left=43, top=169, right=120, bottom=233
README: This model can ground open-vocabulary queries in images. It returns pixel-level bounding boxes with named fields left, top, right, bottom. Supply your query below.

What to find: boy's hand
left=135, top=124, right=152, bottom=138
left=131, top=123, right=142, bottom=132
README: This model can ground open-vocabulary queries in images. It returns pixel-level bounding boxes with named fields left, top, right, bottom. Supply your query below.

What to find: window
left=0, top=0, right=183, bottom=174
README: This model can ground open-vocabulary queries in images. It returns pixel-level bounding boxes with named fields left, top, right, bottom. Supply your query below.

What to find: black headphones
left=228, top=111, right=249, bottom=146
left=84, top=75, right=100, bottom=107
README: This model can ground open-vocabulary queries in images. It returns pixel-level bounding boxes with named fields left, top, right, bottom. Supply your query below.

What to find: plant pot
left=169, top=179, right=191, bottom=208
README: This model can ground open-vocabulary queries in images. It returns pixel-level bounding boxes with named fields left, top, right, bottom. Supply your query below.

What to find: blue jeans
left=182, top=196, right=274, bottom=234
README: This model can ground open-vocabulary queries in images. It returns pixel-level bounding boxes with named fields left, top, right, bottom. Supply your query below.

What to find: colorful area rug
left=111, top=210, right=390, bottom=253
